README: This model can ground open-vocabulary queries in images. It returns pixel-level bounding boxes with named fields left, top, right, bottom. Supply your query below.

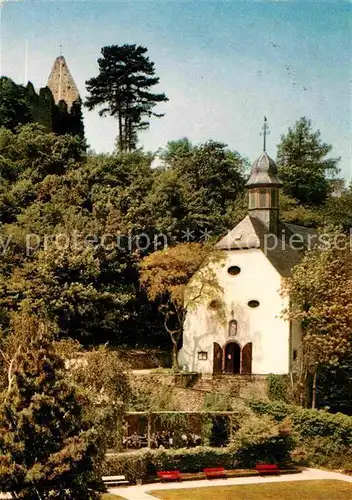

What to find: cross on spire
left=260, top=116, right=270, bottom=152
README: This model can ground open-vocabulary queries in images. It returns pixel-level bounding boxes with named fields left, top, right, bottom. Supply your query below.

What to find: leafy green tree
left=0, top=315, right=103, bottom=499
left=0, top=131, right=165, bottom=346
left=316, top=356, right=352, bottom=414
left=140, top=243, right=224, bottom=368
left=322, top=183, right=352, bottom=230
left=283, top=228, right=352, bottom=408
left=0, top=124, right=86, bottom=224
left=0, top=239, right=138, bottom=343
left=279, top=192, right=323, bottom=227
left=158, top=139, right=247, bottom=236
left=277, top=117, right=340, bottom=205
left=0, top=77, right=31, bottom=131
left=86, top=44, right=168, bottom=152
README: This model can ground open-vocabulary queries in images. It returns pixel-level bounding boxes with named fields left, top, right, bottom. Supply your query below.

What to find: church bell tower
left=246, top=118, right=282, bottom=234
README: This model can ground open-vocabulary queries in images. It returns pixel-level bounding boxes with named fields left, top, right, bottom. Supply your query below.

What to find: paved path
left=107, top=468, right=352, bottom=499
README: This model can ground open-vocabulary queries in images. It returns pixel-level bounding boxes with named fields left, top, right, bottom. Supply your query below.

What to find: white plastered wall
left=178, top=248, right=293, bottom=374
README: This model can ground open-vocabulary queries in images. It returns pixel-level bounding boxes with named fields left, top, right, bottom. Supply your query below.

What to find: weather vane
left=260, top=116, right=270, bottom=152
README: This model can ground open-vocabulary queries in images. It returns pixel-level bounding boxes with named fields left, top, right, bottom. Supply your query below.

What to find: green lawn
left=102, top=494, right=126, bottom=499
left=149, top=480, right=351, bottom=500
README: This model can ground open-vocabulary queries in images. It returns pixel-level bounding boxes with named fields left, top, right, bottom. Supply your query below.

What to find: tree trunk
left=118, top=112, right=123, bottom=152
left=124, top=112, right=129, bottom=152
left=312, top=367, right=317, bottom=409
left=172, top=341, right=179, bottom=370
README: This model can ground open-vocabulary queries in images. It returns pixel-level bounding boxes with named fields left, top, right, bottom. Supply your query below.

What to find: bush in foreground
left=249, top=400, right=352, bottom=468
left=102, top=437, right=293, bottom=485
left=0, top=318, right=103, bottom=499
left=230, top=413, right=295, bottom=467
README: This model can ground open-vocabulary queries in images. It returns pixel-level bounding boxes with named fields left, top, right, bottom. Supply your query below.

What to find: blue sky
left=1, top=1, right=350, bottom=181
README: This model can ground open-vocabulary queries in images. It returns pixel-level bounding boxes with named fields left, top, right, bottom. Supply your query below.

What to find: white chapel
left=178, top=141, right=315, bottom=376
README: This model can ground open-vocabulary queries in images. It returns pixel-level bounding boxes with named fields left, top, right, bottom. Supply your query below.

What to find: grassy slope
left=149, top=480, right=351, bottom=500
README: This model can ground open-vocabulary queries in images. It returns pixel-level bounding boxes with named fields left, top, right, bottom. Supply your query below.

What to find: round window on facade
left=248, top=300, right=260, bottom=308
left=227, top=266, right=241, bottom=276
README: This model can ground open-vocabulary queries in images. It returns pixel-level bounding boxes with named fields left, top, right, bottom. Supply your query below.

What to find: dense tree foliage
left=283, top=229, right=352, bottom=407
left=277, top=117, right=340, bottom=205
left=321, top=183, right=352, bottom=230
left=86, top=44, right=168, bottom=152
left=316, top=356, right=352, bottom=415
left=0, top=77, right=31, bottom=130
left=0, top=120, right=349, bottom=390
left=0, top=315, right=103, bottom=499
left=157, top=139, right=248, bottom=236
left=140, top=243, right=224, bottom=367
left=0, top=127, right=157, bottom=344
left=0, top=77, right=84, bottom=137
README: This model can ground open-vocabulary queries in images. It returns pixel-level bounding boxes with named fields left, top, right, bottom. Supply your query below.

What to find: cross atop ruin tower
left=47, top=55, right=80, bottom=112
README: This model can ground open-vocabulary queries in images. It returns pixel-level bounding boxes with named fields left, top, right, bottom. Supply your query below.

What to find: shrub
left=293, top=436, right=352, bottom=470
left=230, top=413, right=295, bottom=467
left=103, top=447, right=235, bottom=482
left=151, top=447, right=234, bottom=474
left=102, top=432, right=297, bottom=485
left=267, top=374, right=288, bottom=402
left=249, top=400, right=352, bottom=468
left=202, top=392, right=233, bottom=411
left=249, top=401, right=352, bottom=444
left=102, top=449, right=151, bottom=482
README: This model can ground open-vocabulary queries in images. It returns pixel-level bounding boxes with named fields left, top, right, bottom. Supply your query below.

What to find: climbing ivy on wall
left=267, top=374, right=288, bottom=402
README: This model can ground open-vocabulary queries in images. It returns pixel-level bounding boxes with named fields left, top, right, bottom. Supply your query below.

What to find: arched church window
left=228, top=320, right=237, bottom=337
left=227, top=266, right=241, bottom=276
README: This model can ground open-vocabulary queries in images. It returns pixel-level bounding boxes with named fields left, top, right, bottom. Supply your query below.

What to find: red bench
left=157, top=470, right=181, bottom=482
left=255, top=464, right=280, bottom=475
left=203, top=467, right=226, bottom=479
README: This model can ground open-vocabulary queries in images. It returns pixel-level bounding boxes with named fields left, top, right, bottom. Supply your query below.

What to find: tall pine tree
left=85, top=44, right=168, bottom=152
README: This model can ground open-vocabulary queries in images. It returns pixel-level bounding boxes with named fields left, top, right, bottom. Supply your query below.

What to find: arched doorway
left=213, top=342, right=223, bottom=374
left=224, top=342, right=241, bottom=374
left=241, top=342, right=253, bottom=374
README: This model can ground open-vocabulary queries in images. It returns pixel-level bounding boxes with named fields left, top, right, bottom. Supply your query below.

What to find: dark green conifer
left=0, top=318, right=103, bottom=499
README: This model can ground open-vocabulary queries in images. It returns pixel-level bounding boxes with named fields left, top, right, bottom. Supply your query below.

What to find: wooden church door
left=224, top=342, right=241, bottom=374
left=241, top=342, right=253, bottom=374
left=213, top=343, right=223, bottom=373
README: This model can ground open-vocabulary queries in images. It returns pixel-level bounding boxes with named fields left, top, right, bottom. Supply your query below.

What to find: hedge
left=102, top=442, right=293, bottom=484
left=249, top=401, right=352, bottom=444
left=103, top=448, right=234, bottom=483
left=249, top=400, right=352, bottom=468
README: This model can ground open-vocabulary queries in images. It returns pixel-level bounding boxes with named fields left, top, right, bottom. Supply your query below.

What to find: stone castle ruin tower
left=47, top=56, right=80, bottom=111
